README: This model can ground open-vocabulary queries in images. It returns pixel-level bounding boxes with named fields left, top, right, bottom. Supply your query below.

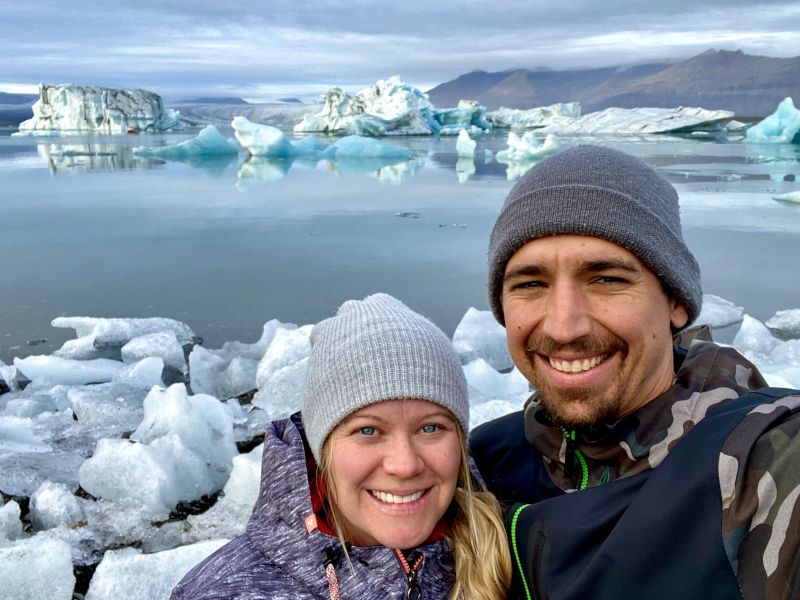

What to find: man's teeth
left=371, top=490, right=424, bottom=504
left=548, top=355, right=606, bottom=373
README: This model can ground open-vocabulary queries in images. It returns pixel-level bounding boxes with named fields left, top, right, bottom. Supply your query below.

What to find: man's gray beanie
left=488, top=145, right=701, bottom=326
left=302, top=293, right=469, bottom=462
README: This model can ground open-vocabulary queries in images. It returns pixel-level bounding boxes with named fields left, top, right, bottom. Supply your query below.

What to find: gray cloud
left=2, top=1, right=798, bottom=101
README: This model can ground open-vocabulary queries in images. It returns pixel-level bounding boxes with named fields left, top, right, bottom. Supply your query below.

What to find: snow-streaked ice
left=539, top=106, right=734, bottom=135
left=766, top=309, right=800, bottom=339
left=0, top=534, right=75, bottom=600
left=452, top=307, right=513, bottom=371
left=29, top=481, right=85, bottom=531
left=17, top=84, right=181, bottom=135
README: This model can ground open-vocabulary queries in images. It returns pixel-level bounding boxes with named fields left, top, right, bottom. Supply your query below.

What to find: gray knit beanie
left=301, top=293, right=469, bottom=462
left=488, top=145, right=701, bottom=326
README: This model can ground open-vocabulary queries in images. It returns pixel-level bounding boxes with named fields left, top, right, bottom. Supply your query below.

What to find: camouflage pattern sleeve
left=720, top=393, right=800, bottom=600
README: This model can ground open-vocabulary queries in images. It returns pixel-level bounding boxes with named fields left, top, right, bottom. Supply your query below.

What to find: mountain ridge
left=427, top=50, right=800, bottom=117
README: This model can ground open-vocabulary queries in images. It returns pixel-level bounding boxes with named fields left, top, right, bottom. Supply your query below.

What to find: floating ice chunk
left=294, top=76, right=440, bottom=136
left=452, top=308, right=512, bottom=371
left=434, top=100, right=492, bottom=135
left=0, top=416, right=51, bottom=454
left=0, top=499, right=23, bottom=541
left=772, top=191, right=800, bottom=204
left=496, top=132, right=559, bottom=162
left=696, top=294, right=744, bottom=328
left=85, top=540, right=228, bottom=600
left=0, top=534, right=75, bottom=599
left=122, top=331, right=186, bottom=371
left=539, top=106, right=734, bottom=135
left=321, top=135, right=413, bottom=159
left=29, top=481, right=85, bottom=531
left=216, top=356, right=258, bottom=399
left=733, top=315, right=781, bottom=361
left=79, top=384, right=237, bottom=515
left=3, top=394, right=57, bottom=418
left=133, top=125, right=238, bottom=159
left=13, top=355, right=124, bottom=386
left=488, top=103, right=581, bottom=129
left=185, top=444, right=264, bottom=541
left=53, top=316, right=197, bottom=361
left=766, top=308, right=800, bottom=339
left=463, top=358, right=530, bottom=403
left=1, top=359, right=17, bottom=394
left=18, top=83, right=180, bottom=135
left=232, top=116, right=295, bottom=157
left=745, top=97, right=800, bottom=144
left=255, top=325, right=313, bottom=389
left=456, top=129, right=476, bottom=158
left=0, top=450, right=84, bottom=497
left=188, top=345, right=227, bottom=397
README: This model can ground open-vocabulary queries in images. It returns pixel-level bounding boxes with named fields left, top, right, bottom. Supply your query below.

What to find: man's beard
left=525, top=334, right=628, bottom=429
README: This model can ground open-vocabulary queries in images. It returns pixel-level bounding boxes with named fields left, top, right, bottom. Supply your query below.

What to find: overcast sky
left=2, top=1, right=799, bottom=102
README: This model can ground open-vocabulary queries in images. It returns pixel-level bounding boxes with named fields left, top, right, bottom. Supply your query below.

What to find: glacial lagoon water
left=1, top=127, right=799, bottom=363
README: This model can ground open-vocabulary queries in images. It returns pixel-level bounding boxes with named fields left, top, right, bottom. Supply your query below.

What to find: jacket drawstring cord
left=322, top=546, right=343, bottom=600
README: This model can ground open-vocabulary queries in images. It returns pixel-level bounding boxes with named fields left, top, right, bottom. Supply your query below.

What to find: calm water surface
left=1, top=127, right=799, bottom=362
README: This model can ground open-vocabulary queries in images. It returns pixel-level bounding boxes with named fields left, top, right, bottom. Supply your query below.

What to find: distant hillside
left=428, top=50, right=800, bottom=117
left=0, top=92, right=38, bottom=104
left=179, top=97, right=249, bottom=105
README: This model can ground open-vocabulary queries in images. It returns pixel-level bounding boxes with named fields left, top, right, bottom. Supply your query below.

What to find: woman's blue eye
left=359, top=427, right=376, bottom=436
left=421, top=424, right=438, bottom=434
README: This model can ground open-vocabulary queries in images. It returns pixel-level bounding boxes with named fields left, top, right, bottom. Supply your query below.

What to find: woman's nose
left=383, top=436, right=424, bottom=478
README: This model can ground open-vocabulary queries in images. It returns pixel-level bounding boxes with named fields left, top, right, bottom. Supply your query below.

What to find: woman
left=172, top=293, right=510, bottom=599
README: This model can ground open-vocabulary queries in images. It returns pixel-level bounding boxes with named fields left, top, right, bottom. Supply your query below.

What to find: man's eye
left=597, top=276, right=626, bottom=284
left=514, top=280, right=544, bottom=289
left=359, top=427, right=376, bottom=436
left=420, top=424, right=439, bottom=434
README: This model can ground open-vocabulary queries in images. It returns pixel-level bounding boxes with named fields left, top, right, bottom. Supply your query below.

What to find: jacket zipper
left=561, top=428, right=589, bottom=491
left=395, top=549, right=424, bottom=600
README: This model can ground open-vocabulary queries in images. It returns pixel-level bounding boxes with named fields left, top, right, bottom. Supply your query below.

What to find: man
left=470, top=145, right=800, bottom=600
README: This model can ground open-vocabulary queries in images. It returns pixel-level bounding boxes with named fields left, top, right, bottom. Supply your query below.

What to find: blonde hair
left=318, top=421, right=511, bottom=600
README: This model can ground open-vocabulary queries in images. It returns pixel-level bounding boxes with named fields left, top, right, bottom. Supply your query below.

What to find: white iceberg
left=766, top=308, right=800, bottom=339
left=13, top=355, right=125, bottom=387
left=29, top=481, right=85, bottom=531
left=488, top=103, right=582, bottom=129
left=496, top=132, right=559, bottom=162
left=0, top=499, right=23, bottom=541
left=456, top=129, right=476, bottom=158
left=539, top=106, right=734, bottom=135
left=745, top=97, right=800, bottom=144
left=133, top=125, right=238, bottom=158
left=696, top=294, right=744, bottom=329
left=17, top=84, right=181, bottom=135
left=294, top=76, right=491, bottom=137
left=232, top=116, right=297, bottom=157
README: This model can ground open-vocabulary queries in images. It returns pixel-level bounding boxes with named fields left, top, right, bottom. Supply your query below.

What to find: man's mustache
left=525, top=335, right=627, bottom=358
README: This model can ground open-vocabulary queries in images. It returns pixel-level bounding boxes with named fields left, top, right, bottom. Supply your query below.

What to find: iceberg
left=17, top=84, right=181, bottom=135
left=488, top=103, right=582, bottom=129
left=0, top=534, right=75, bottom=600
left=773, top=191, right=800, bottom=204
left=496, top=132, right=559, bottom=163
left=456, top=129, right=476, bottom=158
left=766, top=308, right=800, bottom=339
left=294, top=76, right=492, bottom=136
left=745, top=97, right=800, bottom=144
left=321, top=135, right=412, bottom=159
left=696, top=294, right=744, bottom=329
left=133, top=125, right=238, bottom=159
left=538, top=106, right=734, bottom=135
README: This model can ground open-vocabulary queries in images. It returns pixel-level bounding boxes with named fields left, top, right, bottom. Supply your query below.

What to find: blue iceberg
left=133, top=125, right=239, bottom=158
left=745, top=97, right=800, bottom=144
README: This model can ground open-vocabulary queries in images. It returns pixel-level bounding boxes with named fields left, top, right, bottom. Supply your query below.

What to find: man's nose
left=383, top=436, right=424, bottom=478
left=539, top=281, right=593, bottom=344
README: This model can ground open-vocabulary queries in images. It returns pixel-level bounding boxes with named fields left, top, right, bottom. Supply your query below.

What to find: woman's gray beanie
left=301, top=293, right=469, bottom=462
left=488, top=145, right=702, bottom=326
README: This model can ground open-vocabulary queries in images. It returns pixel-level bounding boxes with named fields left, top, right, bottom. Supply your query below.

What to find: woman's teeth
left=371, top=490, right=424, bottom=504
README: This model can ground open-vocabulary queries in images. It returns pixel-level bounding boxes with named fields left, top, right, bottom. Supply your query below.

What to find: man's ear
left=670, top=301, right=689, bottom=330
